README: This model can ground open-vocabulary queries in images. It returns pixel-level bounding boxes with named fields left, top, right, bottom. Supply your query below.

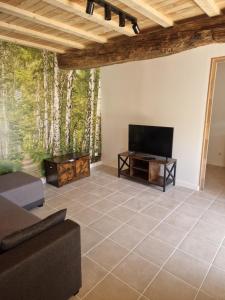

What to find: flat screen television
left=129, top=124, right=174, bottom=158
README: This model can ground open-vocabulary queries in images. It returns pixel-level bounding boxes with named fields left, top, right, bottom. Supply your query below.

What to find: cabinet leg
left=118, top=155, right=120, bottom=178
left=173, top=162, right=177, bottom=186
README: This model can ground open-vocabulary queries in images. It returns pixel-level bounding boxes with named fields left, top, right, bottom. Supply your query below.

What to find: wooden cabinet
left=118, top=151, right=177, bottom=192
left=44, top=153, right=90, bottom=187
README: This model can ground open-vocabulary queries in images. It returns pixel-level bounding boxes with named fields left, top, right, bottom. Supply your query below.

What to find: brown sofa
left=0, top=196, right=81, bottom=300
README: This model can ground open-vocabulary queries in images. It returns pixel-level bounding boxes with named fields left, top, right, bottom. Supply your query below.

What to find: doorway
left=200, top=56, right=225, bottom=191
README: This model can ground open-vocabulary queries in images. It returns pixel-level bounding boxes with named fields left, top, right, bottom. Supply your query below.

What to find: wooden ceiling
left=1, top=0, right=225, bottom=68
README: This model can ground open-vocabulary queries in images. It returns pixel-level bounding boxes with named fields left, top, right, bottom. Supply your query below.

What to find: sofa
left=0, top=171, right=44, bottom=210
left=0, top=195, right=81, bottom=300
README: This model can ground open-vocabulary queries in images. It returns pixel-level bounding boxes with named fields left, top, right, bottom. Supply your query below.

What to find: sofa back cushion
left=0, top=209, right=67, bottom=252
left=0, top=196, right=40, bottom=241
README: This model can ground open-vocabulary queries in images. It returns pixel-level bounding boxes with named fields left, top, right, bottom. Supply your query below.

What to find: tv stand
left=118, top=151, right=177, bottom=192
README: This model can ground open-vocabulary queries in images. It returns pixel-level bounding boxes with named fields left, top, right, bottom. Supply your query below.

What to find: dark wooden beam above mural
left=58, top=12, right=225, bottom=70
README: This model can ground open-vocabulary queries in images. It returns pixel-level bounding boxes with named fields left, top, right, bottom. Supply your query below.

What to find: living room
left=1, top=1, right=225, bottom=300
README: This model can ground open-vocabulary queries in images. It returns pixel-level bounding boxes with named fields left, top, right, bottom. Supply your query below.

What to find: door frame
left=199, top=56, right=225, bottom=190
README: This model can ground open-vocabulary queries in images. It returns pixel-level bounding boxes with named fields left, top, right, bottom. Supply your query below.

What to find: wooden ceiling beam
left=119, top=0, right=173, bottom=27
left=193, top=0, right=220, bottom=17
left=57, top=12, right=225, bottom=69
left=0, top=1, right=107, bottom=43
left=43, top=0, right=135, bottom=37
left=0, top=21, right=85, bottom=49
left=0, top=34, right=65, bottom=53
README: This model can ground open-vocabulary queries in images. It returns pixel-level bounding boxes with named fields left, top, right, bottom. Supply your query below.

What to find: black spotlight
left=119, top=13, right=126, bottom=27
left=104, top=4, right=111, bottom=21
left=132, top=22, right=140, bottom=34
left=86, top=0, right=94, bottom=15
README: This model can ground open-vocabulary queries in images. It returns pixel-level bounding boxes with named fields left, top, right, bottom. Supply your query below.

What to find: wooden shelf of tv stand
left=118, top=151, right=177, bottom=192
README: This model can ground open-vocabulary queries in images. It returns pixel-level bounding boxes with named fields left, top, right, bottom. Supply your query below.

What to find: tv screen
left=129, top=124, right=174, bottom=158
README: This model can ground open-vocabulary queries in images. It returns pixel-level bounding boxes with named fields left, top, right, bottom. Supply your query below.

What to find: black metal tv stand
left=118, top=151, right=177, bottom=192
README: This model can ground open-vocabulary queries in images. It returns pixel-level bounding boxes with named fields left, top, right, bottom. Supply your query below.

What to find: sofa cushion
left=0, top=171, right=44, bottom=209
left=1, top=209, right=67, bottom=252
left=0, top=196, right=40, bottom=242
left=0, top=172, right=41, bottom=193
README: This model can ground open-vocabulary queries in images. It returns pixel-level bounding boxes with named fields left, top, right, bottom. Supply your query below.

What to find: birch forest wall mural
left=0, top=41, right=101, bottom=177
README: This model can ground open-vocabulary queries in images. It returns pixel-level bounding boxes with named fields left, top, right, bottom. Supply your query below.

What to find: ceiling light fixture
left=85, top=0, right=140, bottom=34
left=104, top=3, right=111, bottom=21
left=86, top=0, right=95, bottom=15
left=119, top=13, right=126, bottom=27
left=132, top=21, right=140, bottom=34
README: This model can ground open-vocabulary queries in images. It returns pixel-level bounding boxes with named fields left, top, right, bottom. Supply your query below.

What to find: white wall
left=101, top=44, right=225, bottom=190
left=207, top=62, right=225, bottom=167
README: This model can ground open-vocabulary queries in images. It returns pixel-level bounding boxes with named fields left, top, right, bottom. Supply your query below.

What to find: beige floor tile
left=179, top=235, right=218, bottom=263
left=135, top=190, right=160, bottom=201
left=141, top=204, right=172, bottom=220
left=201, top=210, right=225, bottom=226
left=201, top=266, right=225, bottom=298
left=51, top=183, right=76, bottom=193
left=192, top=190, right=216, bottom=201
left=120, top=186, right=144, bottom=196
left=127, top=214, right=160, bottom=234
left=81, top=227, right=104, bottom=254
left=109, top=224, right=145, bottom=250
left=208, top=201, right=225, bottom=216
left=134, top=236, right=174, bottom=266
left=106, top=191, right=132, bottom=204
left=185, top=195, right=212, bottom=209
left=78, top=257, right=107, bottom=298
left=150, top=222, right=187, bottom=247
left=79, top=182, right=102, bottom=193
left=165, top=212, right=196, bottom=231
left=123, top=196, right=153, bottom=211
left=46, top=195, right=74, bottom=207
left=89, top=215, right=122, bottom=236
left=90, top=199, right=118, bottom=213
left=91, top=176, right=117, bottom=186
left=144, top=270, right=197, bottom=300
left=31, top=205, right=56, bottom=219
left=83, top=274, right=140, bottom=300
left=44, top=188, right=60, bottom=199
left=64, top=188, right=88, bottom=199
left=105, top=181, right=130, bottom=191
left=90, top=186, right=114, bottom=198
left=175, top=203, right=206, bottom=218
left=78, top=192, right=102, bottom=206
left=189, top=221, right=225, bottom=246
left=108, top=206, right=136, bottom=222
left=45, top=166, right=225, bottom=299
left=112, top=253, right=159, bottom=293
left=157, top=197, right=181, bottom=210
left=213, top=246, right=225, bottom=271
left=195, top=291, right=215, bottom=300
left=164, top=250, right=209, bottom=288
left=165, top=188, right=192, bottom=201
left=87, top=239, right=128, bottom=271
left=138, top=296, right=150, bottom=300
left=55, top=200, right=86, bottom=215
left=72, top=207, right=103, bottom=226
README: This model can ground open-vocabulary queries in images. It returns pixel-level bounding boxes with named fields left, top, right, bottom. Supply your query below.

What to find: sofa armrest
left=0, top=219, right=81, bottom=300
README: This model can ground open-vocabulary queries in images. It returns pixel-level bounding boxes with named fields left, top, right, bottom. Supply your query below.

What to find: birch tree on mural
left=0, top=41, right=101, bottom=176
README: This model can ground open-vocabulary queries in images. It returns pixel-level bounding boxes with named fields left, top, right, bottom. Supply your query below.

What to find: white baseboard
left=91, top=160, right=103, bottom=168
left=176, top=180, right=199, bottom=191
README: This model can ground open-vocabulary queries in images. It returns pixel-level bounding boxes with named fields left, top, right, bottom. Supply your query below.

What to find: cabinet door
left=76, top=157, right=90, bottom=177
left=58, top=162, right=75, bottom=186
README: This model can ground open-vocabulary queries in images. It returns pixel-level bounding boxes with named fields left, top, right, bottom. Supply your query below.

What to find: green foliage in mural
left=0, top=41, right=101, bottom=176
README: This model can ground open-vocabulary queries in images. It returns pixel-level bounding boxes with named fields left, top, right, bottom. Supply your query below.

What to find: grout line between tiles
left=80, top=189, right=195, bottom=299
left=137, top=194, right=217, bottom=300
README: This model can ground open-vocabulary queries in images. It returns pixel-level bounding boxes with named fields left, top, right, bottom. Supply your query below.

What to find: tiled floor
left=32, top=164, right=225, bottom=300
